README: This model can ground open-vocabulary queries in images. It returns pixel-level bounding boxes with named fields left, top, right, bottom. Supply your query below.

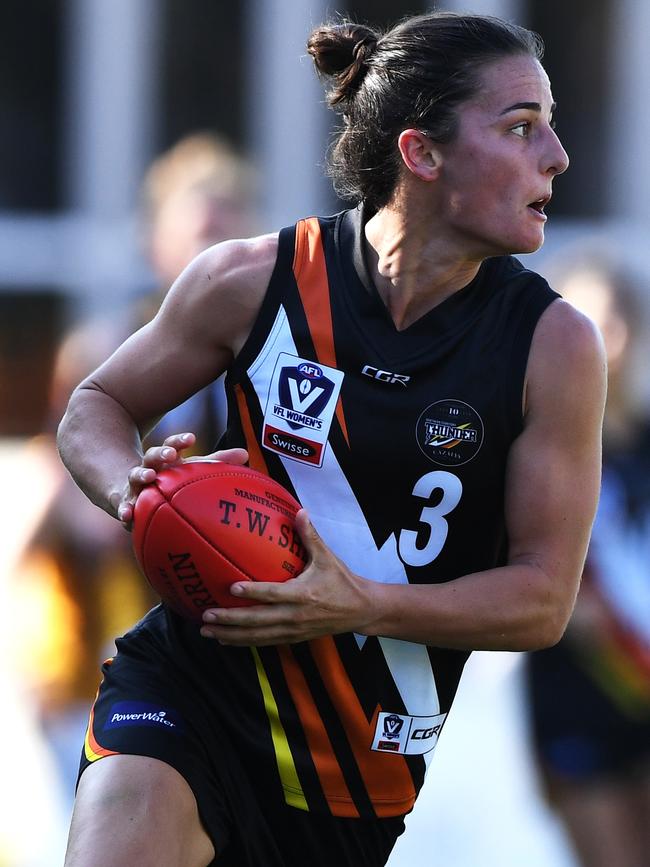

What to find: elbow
left=521, top=617, right=568, bottom=651
left=517, top=592, right=575, bottom=651
left=502, top=560, right=579, bottom=651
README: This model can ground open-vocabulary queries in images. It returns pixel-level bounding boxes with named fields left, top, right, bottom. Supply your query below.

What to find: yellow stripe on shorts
left=251, top=647, right=308, bottom=810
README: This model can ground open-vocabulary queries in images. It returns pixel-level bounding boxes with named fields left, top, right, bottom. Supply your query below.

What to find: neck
left=363, top=200, right=482, bottom=331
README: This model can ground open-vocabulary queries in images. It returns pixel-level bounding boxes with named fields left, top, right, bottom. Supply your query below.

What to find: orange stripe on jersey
left=310, top=637, right=417, bottom=817
left=234, top=383, right=270, bottom=474
left=293, top=218, right=350, bottom=446
left=278, top=644, right=359, bottom=817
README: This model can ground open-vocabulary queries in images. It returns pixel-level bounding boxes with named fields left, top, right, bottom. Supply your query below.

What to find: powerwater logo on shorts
left=416, top=399, right=484, bottom=466
left=262, top=353, right=344, bottom=467
left=103, top=701, right=184, bottom=733
left=372, top=711, right=447, bottom=755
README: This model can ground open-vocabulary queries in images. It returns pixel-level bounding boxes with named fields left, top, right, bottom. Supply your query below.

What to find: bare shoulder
left=196, top=232, right=279, bottom=294
left=525, top=298, right=607, bottom=418
left=164, top=232, right=279, bottom=312
left=159, top=232, right=279, bottom=354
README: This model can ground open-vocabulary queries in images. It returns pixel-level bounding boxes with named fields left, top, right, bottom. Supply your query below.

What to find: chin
left=502, top=230, right=546, bottom=256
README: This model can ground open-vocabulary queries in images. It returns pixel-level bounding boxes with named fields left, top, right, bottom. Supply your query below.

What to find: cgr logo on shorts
left=103, top=701, right=184, bottom=733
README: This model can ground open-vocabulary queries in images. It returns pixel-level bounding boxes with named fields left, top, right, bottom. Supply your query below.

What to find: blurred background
left=1, top=0, right=649, bottom=865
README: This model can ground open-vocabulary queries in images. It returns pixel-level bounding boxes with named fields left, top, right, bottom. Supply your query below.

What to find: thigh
left=81, top=614, right=405, bottom=867
left=217, top=795, right=405, bottom=867
left=64, top=755, right=215, bottom=867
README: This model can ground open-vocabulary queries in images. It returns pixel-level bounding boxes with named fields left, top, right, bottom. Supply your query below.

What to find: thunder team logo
left=416, top=399, right=484, bottom=466
left=263, top=353, right=344, bottom=467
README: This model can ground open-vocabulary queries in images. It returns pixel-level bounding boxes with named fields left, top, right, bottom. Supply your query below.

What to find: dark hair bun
left=307, top=23, right=378, bottom=105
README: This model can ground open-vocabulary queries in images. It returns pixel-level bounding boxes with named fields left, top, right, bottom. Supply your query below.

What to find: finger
left=199, top=624, right=294, bottom=646
left=117, top=501, right=134, bottom=527
left=201, top=447, right=249, bottom=465
left=199, top=612, right=306, bottom=645
left=127, top=464, right=157, bottom=487
left=109, top=490, right=135, bottom=527
left=202, top=585, right=294, bottom=623
left=142, top=444, right=184, bottom=469
left=142, top=433, right=196, bottom=468
left=162, top=432, right=196, bottom=451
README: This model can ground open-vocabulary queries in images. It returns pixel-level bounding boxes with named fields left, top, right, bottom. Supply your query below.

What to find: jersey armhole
left=226, top=223, right=298, bottom=380
left=506, top=286, right=560, bottom=436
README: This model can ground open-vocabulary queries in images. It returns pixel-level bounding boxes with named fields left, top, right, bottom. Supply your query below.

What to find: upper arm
left=78, top=234, right=278, bottom=430
left=505, top=298, right=607, bottom=622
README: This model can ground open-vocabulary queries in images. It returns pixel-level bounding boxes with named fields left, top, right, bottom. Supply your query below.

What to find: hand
left=112, top=432, right=249, bottom=526
left=199, top=510, right=377, bottom=646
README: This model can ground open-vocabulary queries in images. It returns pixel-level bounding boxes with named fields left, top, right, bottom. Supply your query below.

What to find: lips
left=528, top=194, right=551, bottom=214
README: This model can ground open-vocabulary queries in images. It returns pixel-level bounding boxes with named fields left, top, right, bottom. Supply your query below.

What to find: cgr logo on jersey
left=262, top=353, right=344, bottom=467
left=361, top=365, right=410, bottom=387
left=372, top=711, right=447, bottom=755
left=416, top=399, right=484, bottom=466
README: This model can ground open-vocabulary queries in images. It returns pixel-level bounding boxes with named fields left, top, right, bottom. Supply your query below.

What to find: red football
left=132, top=461, right=306, bottom=621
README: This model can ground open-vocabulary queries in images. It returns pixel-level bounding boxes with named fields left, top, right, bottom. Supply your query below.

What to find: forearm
left=57, top=385, right=145, bottom=517
left=361, top=561, right=576, bottom=651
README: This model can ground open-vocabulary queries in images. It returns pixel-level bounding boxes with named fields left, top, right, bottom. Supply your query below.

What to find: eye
left=510, top=122, right=530, bottom=138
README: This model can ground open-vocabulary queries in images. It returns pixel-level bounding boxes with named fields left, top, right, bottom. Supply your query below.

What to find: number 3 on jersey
left=398, top=471, right=462, bottom=567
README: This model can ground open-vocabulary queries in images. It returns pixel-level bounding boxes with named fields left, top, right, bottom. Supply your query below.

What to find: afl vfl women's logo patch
left=416, top=399, right=484, bottom=466
left=372, top=711, right=447, bottom=755
left=262, top=353, right=344, bottom=467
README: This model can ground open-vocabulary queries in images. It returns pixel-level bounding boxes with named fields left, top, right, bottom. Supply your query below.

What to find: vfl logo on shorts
left=262, top=353, right=344, bottom=467
left=372, top=711, right=447, bottom=755
left=103, top=701, right=184, bottom=733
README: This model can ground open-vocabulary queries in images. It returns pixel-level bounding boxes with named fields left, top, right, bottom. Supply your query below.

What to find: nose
left=545, top=127, right=570, bottom=176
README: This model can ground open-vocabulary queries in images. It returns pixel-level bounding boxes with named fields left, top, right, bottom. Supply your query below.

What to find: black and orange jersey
left=121, top=206, right=558, bottom=820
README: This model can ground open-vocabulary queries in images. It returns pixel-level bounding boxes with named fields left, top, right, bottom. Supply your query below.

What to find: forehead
left=467, top=55, right=553, bottom=115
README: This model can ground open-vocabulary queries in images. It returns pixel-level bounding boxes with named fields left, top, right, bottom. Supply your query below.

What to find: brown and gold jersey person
left=57, top=12, right=606, bottom=867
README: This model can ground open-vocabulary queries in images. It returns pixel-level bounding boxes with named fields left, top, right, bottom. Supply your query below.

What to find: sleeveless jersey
left=170, top=206, right=559, bottom=820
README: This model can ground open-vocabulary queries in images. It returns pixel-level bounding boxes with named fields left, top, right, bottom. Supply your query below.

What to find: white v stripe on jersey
left=247, top=305, right=441, bottom=726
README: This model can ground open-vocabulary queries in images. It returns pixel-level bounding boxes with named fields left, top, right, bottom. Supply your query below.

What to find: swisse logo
left=103, top=701, right=183, bottom=733
left=362, top=365, right=410, bottom=386
left=265, top=430, right=317, bottom=459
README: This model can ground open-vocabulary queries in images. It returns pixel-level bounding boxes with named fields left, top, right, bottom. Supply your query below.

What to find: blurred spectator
left=525, top=254, right=650, bottom=867
left=136, top=132, right=257, bottom=451
left=9, top=131, right=257, bottom=803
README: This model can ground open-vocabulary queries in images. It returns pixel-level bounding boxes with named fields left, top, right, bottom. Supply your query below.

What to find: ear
left=397, top=129, right=442, bottom=181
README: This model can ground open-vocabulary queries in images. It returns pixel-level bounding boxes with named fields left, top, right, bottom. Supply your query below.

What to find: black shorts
left=79, top=607, right=405, bottom=866
left=526, top=643, right=650, bottom=783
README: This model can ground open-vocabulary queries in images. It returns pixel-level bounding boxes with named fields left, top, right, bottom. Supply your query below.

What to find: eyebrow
left=500, top=101, right=556, bottom=115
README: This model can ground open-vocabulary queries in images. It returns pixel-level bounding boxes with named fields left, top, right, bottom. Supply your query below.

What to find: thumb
left=294, top=508, right=326, bottom=562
